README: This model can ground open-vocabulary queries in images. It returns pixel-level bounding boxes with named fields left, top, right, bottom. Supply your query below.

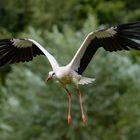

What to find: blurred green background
left=0, top=0, right=140, bottom=140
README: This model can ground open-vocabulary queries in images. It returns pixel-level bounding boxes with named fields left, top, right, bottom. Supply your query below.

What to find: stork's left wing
left=68, top=21, right=140, bottom=75
left=0, top=38, right=59, bottom=71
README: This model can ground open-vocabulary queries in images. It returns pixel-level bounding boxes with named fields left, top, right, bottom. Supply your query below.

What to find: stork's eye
left=52, top=73, right=55, bottom=76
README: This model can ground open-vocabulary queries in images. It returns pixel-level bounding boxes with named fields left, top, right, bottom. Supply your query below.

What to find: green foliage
left=0, top=0, right=139, bottom=33
left=0, top=0, right=140, bottom=140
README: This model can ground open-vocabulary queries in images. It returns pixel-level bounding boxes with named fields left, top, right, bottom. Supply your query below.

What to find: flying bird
left=0, top=21, right=140, bottom=125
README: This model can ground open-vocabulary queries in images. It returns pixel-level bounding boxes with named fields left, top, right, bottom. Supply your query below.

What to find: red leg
left=65, top=88, right=72, bottom=125
left=78, top=89, right=86, bottom=125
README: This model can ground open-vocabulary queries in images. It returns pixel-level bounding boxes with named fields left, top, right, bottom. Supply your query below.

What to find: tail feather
left=78, top=77, right=96, bottom=85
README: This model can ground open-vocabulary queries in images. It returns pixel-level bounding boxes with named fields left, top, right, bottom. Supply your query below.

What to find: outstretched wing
left=68, top=21, right=140, bottom=75
left=0, top=38, right=59, bottom=71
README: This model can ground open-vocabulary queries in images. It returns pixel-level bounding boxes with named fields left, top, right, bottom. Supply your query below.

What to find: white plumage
left=0, top=21, right=140, bottom=125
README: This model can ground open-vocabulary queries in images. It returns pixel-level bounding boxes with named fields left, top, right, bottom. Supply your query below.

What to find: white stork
left=0, top=21, right=140, bottom=125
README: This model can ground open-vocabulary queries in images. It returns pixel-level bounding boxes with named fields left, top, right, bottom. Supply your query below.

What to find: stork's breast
left=56, top=71, right=73, bottom=84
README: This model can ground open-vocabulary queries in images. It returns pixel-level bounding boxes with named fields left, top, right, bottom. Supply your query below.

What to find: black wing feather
left=117, top=21, right=140, bottom=30
left=0, top=48, right=16, bottom=66
left=32, top=44, right=44, bottom=56
left=119, top=31, right=140, bottom=39
left=0, top=39, right=44, bottom=67
left=77, top=38, right=100, bottom=74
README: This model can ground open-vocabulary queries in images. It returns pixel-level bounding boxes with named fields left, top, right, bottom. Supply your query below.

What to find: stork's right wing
left=68, top=21, right=140, bottom=75
left=0, top=38, right=59, bottom=72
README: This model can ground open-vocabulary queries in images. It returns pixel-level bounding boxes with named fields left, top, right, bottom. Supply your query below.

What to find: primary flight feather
left=0, top=21, right=140, bottom=125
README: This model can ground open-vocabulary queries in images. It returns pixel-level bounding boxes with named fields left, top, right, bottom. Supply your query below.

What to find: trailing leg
left=77, top=88, right=86, bottom=125
left=64, top=87, right=72, bottom=125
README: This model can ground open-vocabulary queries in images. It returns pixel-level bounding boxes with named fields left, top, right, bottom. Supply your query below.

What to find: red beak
left=47, top=75, right=52, bottom=82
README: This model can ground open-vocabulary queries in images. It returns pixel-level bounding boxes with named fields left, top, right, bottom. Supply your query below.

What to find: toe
left=82, top=114, right=86, bottom=125
left=68, top=115, right=72, bottom=125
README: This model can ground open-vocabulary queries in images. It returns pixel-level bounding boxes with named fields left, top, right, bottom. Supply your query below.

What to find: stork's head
left=47, top=71, right=56, bottom=81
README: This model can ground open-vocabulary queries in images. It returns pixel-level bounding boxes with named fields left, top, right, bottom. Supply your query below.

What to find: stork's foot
left=68, top=115, right=72, bottom=125
left=82, top=114, right=86, bottom=125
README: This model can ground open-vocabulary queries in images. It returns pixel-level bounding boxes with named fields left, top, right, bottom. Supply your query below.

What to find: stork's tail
left=78, top=77, right=96, bottom=85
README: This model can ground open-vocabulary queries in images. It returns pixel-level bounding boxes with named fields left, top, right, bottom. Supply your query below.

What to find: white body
left=55, top=65, right=95, bottom=87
